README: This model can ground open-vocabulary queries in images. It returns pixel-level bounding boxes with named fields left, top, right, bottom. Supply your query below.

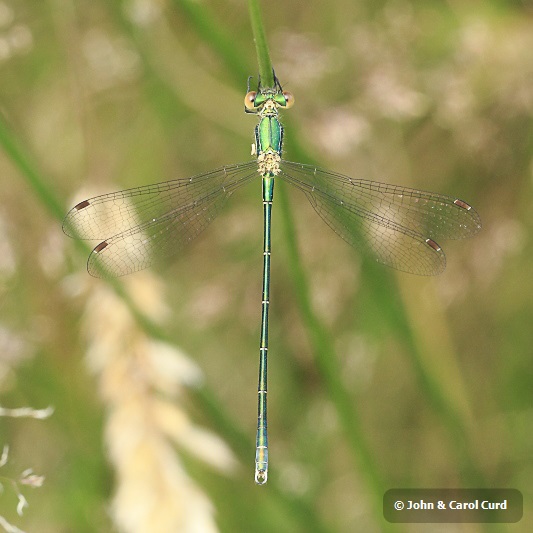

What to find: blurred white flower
left=365, top=67, right=429, bottom=119
left=82, top=29, right=140, bottom=91
left=124, top=0, right=163, bottom=26
left=76, top=267, right=236, bottom=533
left=311, top=108, right=370, bottom=156
left=0, top=3, right=32, bottom=63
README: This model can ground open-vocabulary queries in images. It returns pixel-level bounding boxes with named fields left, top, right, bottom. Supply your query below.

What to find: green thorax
left=254, top=98, right=283, bottom=178
left=256, top=114, right=282, bottom=156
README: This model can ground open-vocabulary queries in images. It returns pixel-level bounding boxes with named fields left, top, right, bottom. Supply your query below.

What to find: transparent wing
left=63, top=162, right=258, bottom=277
left=280, top=161, right=481, bottom=276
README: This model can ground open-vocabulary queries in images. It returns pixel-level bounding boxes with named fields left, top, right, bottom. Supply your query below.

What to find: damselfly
left=63, top=74, right=481, bottom=484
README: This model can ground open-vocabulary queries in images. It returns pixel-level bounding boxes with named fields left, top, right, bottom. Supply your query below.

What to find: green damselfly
left=63, top=74, right=481, bottom=484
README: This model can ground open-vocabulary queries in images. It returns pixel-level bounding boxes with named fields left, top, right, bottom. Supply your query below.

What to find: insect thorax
left=257, top=152, right=281, bottom=176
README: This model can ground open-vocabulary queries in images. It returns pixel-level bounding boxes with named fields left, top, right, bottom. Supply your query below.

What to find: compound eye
left=283, top=91, right=295, bottom=109
left=244, top=91, right=257, bottom=110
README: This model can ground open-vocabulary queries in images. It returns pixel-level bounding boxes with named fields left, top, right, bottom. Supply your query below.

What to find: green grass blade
left=248, top=0, right=274, bottom=87
left=0, top=112, right=65, bottom=221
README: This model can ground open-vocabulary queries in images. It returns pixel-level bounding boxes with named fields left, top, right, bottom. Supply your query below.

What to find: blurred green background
left=1, top=0, right=532, bottom=531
